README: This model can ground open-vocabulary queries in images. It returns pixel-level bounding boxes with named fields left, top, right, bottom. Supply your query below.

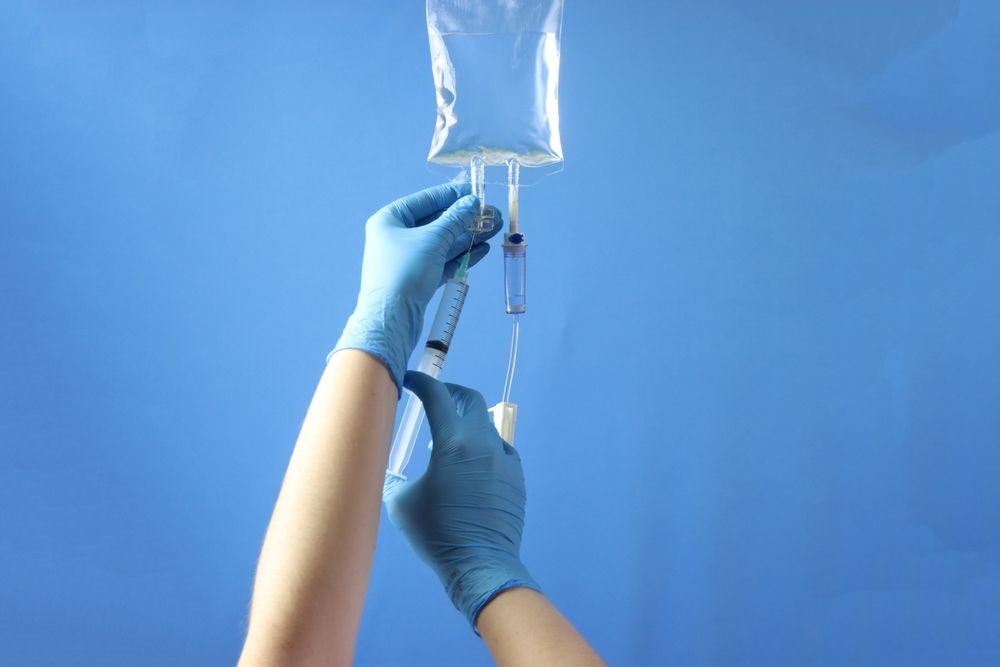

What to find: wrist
left=331, top=291, right=424, bottom=395
left=445, top=557, right=541, bottom=631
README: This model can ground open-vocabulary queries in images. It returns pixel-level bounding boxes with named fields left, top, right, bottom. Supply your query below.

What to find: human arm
left=239, top=184, right=498, bottom=667
left=478, top=588, right=604, bottom=667
left=383, top=372, right=604, bottom=667
left=238, top=350, right=395, bottom=666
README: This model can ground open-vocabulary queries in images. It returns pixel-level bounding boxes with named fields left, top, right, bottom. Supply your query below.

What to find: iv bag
left=426, top=0, right=564, bottom=171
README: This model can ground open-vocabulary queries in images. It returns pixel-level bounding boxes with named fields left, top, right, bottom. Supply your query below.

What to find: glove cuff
left=448, top=559, right=542, bottom=632
left=330, top=291, right=424, bottom=396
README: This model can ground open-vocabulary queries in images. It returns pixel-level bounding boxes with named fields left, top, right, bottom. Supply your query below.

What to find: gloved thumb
left=382, top=471, right=410, bottom=519
left=403, top=371, right=458, bottom=438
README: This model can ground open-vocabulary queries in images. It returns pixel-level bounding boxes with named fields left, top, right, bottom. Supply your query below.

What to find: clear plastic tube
left=503, top=244, right=526, bottom=314
left=471, top=156, right=485, bottom=204
left=503, top=159, right=527, bottom=314
left=507, top=160, right=520, bottom=233
left=502, top=314, right=520, bottom=404
left=469, top=156, right=497, bottom=233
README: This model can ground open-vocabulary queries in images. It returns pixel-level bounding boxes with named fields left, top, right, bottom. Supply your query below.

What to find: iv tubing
left=502, top=314, right=520, bottom=404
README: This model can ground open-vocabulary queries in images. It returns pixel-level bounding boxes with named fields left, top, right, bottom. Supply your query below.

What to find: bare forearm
left=478, top=588, right=605, bottom=667
left=240, top=350, right=396, bottom=667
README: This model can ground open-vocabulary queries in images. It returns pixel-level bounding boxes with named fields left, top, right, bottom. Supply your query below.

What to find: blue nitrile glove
left=332, top=183, right=500, bottom=394
left=383, top=371, right=541, bottom=630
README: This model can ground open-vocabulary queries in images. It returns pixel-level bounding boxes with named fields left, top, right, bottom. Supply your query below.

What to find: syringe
left=385, top=265, right=470, bottom=480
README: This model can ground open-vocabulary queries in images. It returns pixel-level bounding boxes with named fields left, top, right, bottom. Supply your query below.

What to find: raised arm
left=478, top=588, right=605, bottom=666
left=384, top=372, right=605, bottom=667
left=239, top=184, right=497, bottom=667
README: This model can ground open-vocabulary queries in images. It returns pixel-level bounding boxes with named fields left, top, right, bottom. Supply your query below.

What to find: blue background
left=2, top=1, right=999, bottom=665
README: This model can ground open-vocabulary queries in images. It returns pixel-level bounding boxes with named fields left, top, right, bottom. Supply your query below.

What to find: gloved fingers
left=442, top=243, right=491, bottom=283
left=428, top=196, right=496, bottom=258
left=404, top=371, right=458, bottom=435
left=382, top=183, right=471, bottom=228
left=445, top=206, right=503, bottom=260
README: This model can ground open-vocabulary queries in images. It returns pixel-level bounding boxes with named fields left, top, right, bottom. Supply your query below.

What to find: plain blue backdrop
left=2, top=1, right=999, bottom=665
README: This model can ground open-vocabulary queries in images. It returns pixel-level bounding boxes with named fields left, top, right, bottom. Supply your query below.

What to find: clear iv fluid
left=429, top=31, right=563, bottom=167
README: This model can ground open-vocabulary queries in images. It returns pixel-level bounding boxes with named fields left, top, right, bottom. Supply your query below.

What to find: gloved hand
left=383, top=371, right=541, bottom=630
left=332, top=184, right=501, bottom=394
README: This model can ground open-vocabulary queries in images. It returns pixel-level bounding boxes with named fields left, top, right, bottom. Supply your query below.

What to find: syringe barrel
left=386, top=387, right=426, bottom=477
left=427, top=279, right=469, bottom=351
left=503, top=235, right=527, bottom=314
left=386, top=279, right=469, bottom=479
left=385, top=347, right=442, bottom=478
